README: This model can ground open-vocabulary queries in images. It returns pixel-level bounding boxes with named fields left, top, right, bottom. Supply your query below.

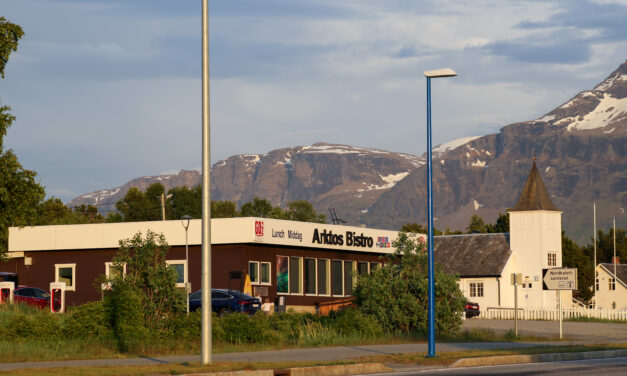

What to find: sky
left=2, top=0, right=626, bottom=202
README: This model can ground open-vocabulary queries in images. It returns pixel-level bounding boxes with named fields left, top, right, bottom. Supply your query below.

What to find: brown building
left=2, top=218, right=409, bottom=312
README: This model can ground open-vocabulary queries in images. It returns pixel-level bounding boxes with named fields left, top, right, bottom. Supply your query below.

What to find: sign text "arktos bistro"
left=312, top=228, right=374, bottom=248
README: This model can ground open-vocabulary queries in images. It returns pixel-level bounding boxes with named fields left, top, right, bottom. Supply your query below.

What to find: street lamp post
left=423, top=68, right=457, bottom=358
left=181, top=215, right=192, bottom=314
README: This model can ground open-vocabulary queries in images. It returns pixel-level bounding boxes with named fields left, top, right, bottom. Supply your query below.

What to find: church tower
left=508, top=160, right=566, bottom=309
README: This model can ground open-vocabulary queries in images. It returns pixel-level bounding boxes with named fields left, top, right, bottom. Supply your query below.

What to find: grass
left=1, top=344, right=625, bottom=376
left=566, top=316, right=627, bottom=324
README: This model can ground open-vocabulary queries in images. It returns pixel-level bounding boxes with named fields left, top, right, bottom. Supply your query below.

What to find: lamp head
left=181, top=215, right=192, bottom=229
left=424, top=68, right=457, bottom=78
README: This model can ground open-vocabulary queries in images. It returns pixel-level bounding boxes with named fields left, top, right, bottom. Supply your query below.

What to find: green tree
left=168, top=185, right=201, bottom=219
left=115, top=183, right=165, bottom=221
left=486, top=213, right=509, bottom=233
left=240, top=197, right=274, bottom=218
left=400, top=223, right=443, bottom=235
left=562, top=232, right=593, bottom=303
left=104, top=230, right=185, bottom=350
left=212, top=200, right=238, bottom=218
left=583, top=227, right=626, bottom=265
left=36, top=199, right=104, bottom=225
left=0, top=18, right=46, bottom=260
left=284, top=200, right=326, bottom=223
left=466, top=215, right=486, bottom=233
left=353, top=232, right=465, bottom=335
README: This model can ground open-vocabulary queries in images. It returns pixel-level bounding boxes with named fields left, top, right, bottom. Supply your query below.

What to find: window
left=317, top=259, right=330, bottom=296
left=344, top=261, right=354, bottom=296
left=469, top=282, right=483, bottom=297
left=105, top=262, right=126, bottom=279
left=166, top=260, right=187, bottom=288
left=249, top=262, right=259, bottom=284
left=357, top=262, right=369, bottom=275
left=289, top=257, right=303, bottom=294
left=609, top=278, right=616, bottom=291
left=260, top=262, right=271, bottom=284
left=304, top=258, right=316, bottom=295
left=595, top=272, right=599, bottom=291
left=370, top=262, right=380, bottom=272
left=55, top=264, right=76, bottom=291
left=331, top=260, right=343, bottom=296
left=548, top=253, right=557, bottom=267
left=277, top=256, right=289, bottom=293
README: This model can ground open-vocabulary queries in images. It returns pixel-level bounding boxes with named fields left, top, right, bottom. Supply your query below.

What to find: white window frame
left=317, top=258, right=331, bottom=297
left=259, top=261, right=271, bottom=285
left=248, top=261, right=260, bottom=284
left=289, top=257, right=304, bottom=295
left=609, top=277, right=616, bottom=291
left=469, top=281, right=484, bottom=298
left=331, top=259, right=344, bottom=297
left=547, top=252, right=557, bottom=267
left=55, top=263, right=76, bottom=291
left=105, top=262, right=126, bottom=279
left=304, top=258, right=317, bottom=296
left=166, top=260, right=188, bottom=288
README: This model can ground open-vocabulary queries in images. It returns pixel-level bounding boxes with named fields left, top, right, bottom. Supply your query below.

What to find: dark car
left=14, top=286, right=50, bottom=309
left=464, top=301, right=480, bottom=318
left=189, top=289, right=261, bottom=315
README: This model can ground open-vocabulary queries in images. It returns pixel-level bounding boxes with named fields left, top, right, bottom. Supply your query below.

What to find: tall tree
left=240, top=197, right=274, bottom=218
left=284, top=200, right=326, bottom=223
left=0, top=19, right=46, bottom=260
left=400, top=223, right=444, bottom=235
left=168, top=185, right=201, bottom=219
left=562, top=232, right=593, bottom=303
left=115, top=183, right=165, bottom=222
left=37, top=199, right=104, bottom=225
left=486, top=213, right=509, bottom=233
left=466, top=214, right=487, bottom=233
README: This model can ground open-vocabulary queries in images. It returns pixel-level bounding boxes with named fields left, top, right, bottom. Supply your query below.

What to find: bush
left=353, top=232, right=465, bottom=336
left=107, top=283, right=151, bottom=352
left=0, top=310, right=62, bottom=340
left=329, top=308, right=383, bottom=337
left=219, top=312, right=268, bottom=344
left=64, top=301, right=113, bottom=339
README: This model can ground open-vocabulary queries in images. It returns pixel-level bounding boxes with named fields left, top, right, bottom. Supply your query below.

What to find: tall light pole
left=201, top=0, right=212, bottom=365
left=423, top=68, right=457, bottom=358
left=181, top=215, right=192, bottom=314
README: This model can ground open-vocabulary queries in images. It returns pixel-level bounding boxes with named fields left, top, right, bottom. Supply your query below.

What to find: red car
left=464, top=301, right=480, bottom=318
left=14, top=286, right=50, bottom=309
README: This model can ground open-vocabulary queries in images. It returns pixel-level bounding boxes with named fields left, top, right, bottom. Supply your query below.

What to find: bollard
left=49, top=282, right=66, bottom=313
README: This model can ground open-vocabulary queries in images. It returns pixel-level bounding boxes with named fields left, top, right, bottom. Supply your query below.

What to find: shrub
left=329, top=308, right=383, bottom=337
left=219, top=312, right=268, bottom=344
left=353, top=232, right=465, bottom=336
left=0, top=310, right=62, bottom=340
left=64, top=301, right=113, bottom=339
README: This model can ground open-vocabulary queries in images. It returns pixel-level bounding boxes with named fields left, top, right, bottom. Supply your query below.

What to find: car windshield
left=189, top=290, right=201, bottom=300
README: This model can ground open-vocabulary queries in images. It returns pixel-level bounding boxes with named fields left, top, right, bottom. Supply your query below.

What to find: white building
left=434, top=160, right=572, bottom=310
left=594, top=261, right=626, bottom=310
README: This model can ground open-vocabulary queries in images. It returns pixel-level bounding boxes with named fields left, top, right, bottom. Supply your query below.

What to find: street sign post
left=542, top=268, right=577, bottom=339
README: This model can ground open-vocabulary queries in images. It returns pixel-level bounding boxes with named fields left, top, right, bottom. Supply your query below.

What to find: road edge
left=450, top=349, right=627, bottom=368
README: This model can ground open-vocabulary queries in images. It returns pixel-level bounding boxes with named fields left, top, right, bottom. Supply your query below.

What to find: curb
left=450, top=349, right=627, bottom=368
left=185, top=363, right=394, bottom=376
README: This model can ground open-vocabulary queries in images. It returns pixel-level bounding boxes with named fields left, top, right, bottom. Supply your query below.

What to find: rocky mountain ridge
left=69, top=61, right=627, bottom=244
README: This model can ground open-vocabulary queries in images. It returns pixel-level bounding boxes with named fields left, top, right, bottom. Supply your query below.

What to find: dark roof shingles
left=510, top=161, right=559, bottom=212
left=600, top=263, right=627, bottom=285
left=434, top=233, right=511, bottom=277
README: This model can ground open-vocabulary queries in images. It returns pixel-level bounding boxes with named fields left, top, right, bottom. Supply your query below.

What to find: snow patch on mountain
left=563, top=94, right=627, bottom=131
left=357, top=171, right=410, bottom=192
left=594, top=73, right=626, bottom=91
left=433, top=136, right=481, bottom=156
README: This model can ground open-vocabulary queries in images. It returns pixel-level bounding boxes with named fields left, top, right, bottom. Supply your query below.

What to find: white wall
left=595, top=265, right=627, bottom=310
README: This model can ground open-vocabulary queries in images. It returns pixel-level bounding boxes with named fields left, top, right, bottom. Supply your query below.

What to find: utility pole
left=593, top=202, right=597, bottom=308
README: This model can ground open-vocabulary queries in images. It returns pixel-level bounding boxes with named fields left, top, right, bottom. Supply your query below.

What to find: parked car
left=464, top=301, right=480, bottom=318
left=189, top=289, right=261, bottom=315
left=14, top=286, right=50, bottom=309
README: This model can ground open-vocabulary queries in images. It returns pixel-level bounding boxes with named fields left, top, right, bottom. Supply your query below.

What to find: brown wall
left=0, top=243, right=384, bottom=307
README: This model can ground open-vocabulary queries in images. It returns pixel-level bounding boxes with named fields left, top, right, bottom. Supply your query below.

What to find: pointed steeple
left=510, top=159, right=559, bottom=211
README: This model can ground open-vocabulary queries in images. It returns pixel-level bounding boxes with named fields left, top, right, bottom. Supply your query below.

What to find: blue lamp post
left=423, top=68, right=457, bottom=357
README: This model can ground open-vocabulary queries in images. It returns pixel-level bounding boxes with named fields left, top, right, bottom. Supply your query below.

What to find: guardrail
left=478, top=307, right=627, bottom=321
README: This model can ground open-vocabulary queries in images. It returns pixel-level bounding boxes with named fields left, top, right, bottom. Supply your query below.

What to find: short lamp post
left=424, top=68, right=457, bottom=358
left=181, top=215, right=192, bottom=314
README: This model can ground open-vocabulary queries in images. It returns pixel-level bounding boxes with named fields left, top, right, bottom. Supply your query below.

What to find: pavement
left=0, top=319, right=624, bottom=372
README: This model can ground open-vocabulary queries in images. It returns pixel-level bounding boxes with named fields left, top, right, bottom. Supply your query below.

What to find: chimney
left=612, top=256, right=620, bottom=265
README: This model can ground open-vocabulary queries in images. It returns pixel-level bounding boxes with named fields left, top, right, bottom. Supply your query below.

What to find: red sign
left=255, top=220, right=264, bottom=237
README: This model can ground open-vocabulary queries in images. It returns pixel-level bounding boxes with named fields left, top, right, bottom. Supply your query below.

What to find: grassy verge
left=1, top=344, right=625, bottom=376
left=566, top=317, right=627, bottom=324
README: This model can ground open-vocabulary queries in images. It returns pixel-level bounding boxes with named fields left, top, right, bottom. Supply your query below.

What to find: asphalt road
left=461, top=319, right=627, bottom=342
left=367, top=356, right=627, bottom=375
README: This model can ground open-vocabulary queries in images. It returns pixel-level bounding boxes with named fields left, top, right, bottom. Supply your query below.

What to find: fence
left=478, top=307, right=627, bottom=321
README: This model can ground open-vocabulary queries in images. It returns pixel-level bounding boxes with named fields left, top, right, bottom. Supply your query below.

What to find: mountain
left=69, top=61, right=626, bottom=245
left=363, top=60, right=626, bottom=244
left=68, top=143, right=424, bottom=224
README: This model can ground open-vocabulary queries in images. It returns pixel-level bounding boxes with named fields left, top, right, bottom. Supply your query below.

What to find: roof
left=599, top=263, right=627, bottom=287
left=510, top=161, right=559, bottom=212
left=434, top=233, right=511, bottom=277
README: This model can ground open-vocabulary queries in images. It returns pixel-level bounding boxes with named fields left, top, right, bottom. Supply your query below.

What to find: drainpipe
left=497, top=276, right=501, bottom=306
